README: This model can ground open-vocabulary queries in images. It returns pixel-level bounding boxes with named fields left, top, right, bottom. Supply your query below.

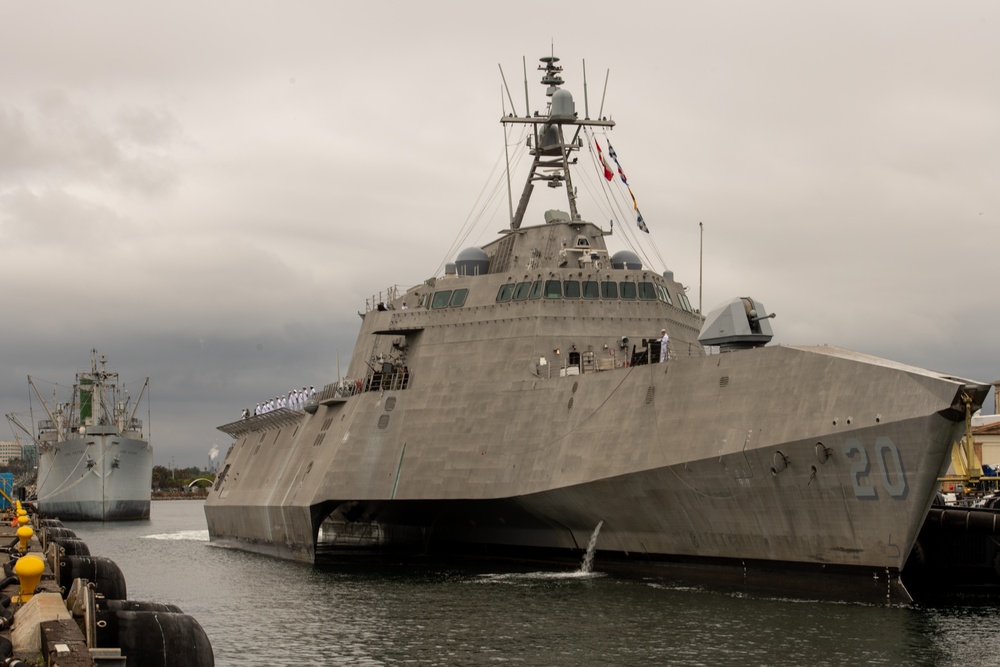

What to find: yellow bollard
left=17, top=515, right=29, bottom=527
left=16, top=525, right=34, bottom=553
left=13, top=555, right=45, bottom=603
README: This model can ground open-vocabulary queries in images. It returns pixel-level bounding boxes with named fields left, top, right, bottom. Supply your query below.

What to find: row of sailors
left=241, top=386, right=316, bottom=419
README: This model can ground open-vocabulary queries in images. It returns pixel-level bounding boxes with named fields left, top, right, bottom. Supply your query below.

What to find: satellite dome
left=610, top=250, right=643, bottom=270
left=455, top=247, right=489, bottom=276
left=550, top=88, right=575, bottom=118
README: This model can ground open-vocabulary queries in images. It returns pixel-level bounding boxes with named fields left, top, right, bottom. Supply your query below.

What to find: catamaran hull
left=37, top=434, right=152, bottom=521
left=205, top=345, right=986, bottom=600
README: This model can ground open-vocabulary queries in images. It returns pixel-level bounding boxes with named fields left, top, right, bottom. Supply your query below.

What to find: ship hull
left=206, top=345, right=986, bottom=600
left=37, top=432, right=152, bottom=521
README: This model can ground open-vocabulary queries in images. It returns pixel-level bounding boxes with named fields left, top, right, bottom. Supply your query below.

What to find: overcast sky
left=2, top=1, right=998, bottom=468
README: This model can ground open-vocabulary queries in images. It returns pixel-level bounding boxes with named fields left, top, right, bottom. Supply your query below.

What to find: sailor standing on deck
left=659, top=329, right=669, bottom=363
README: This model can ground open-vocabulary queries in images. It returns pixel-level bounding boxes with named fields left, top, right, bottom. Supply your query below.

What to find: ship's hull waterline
left=37, top=433, right=153, bottom=521
left=206, top=345, right=986, bottom=600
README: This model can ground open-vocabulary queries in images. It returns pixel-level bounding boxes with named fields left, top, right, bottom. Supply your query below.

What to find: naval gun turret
left=698, top=296, right=775, bottom=350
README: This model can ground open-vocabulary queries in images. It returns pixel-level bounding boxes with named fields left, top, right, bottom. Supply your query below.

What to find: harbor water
left=64, top=500, right=1000, bottom=667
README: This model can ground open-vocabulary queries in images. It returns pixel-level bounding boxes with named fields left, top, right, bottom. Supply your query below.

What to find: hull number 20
left=844, top=437, right=908, bottom=500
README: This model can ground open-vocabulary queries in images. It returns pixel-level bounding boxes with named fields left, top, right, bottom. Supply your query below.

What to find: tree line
left=152, top=465, right=216, bottom=490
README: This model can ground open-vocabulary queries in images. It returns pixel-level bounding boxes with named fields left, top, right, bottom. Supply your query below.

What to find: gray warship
left=206, top=55, right=989, bottom=602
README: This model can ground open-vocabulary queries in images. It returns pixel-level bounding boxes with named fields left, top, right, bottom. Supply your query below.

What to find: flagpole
left=699, top=222, right=704, bottom=314
left=598, top=69, right=610, bottom=119
left=503, top=93, right=514, bottom=226
left=498, top=64, right=517, bottom=116
left=522, top=56, right=530, bottom=117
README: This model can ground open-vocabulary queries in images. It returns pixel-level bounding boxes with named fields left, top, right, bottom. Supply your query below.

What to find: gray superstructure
left=205, top=55, right=988, bottom=601
left=13, top=350, right=152, bottom=521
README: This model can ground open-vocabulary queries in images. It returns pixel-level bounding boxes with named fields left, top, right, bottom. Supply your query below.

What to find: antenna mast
left=502, top=55, right=615, bottom=230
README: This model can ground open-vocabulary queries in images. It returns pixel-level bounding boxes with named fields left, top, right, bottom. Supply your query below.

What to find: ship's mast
left=502, top=55, right=615, bottom=231
left=5, top=412, right=41, bottom=448
left=28, top=376, right=61, bottom=441
left=125, top=377, right=149, bottom=432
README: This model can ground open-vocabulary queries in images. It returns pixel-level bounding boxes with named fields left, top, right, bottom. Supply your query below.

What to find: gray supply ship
left=9, top=350, right=153, bottom=520
left=205, top=55, right=989, bottom=602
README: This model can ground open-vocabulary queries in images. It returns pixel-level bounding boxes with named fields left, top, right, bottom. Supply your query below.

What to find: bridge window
left=639, top=282, right=657, bottom=300
left=529, top=280, right=543, bottom=299
left=449, top=288, right=469, bottom=307
left=544, top=280, right=562, bottom=298
left=563, top=280, right=581, bottom=299
left=601, top=281, right=618, bottom=299
left=619, top=282, right=637, bottom=299
left=656, top=284, right=673, bottom=305
left=432, top=290, right=452, bottom=309
left=678, top=291, right=694, bottom=313
left=583, top=281, right=600, bottom=299
left=496, top=283, right=514, bottom=302
left=513, top=281, right=532, bottom=301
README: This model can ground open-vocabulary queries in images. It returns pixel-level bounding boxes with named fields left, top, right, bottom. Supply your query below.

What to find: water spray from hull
left=580, top=520, right=604, bottom=573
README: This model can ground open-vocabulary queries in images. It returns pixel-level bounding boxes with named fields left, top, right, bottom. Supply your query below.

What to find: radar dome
left=550, top=89, right=575, bottom=117
left=610, top=250, right=643, bottom=270
left=455, top=247, right=489, bottom=276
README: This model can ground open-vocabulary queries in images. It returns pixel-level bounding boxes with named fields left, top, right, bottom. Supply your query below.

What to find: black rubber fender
left=100, top=599, right=184, bottom=614
left=42, top=527, right=78, bottom=546
left=95, top=610, right=214, bottom=667
left=38, top=519, right=64, bottom=528
left=50, top=537, right=91, bottom=557
left=58, top=556, right=127, bottom=600
left=0, top=603, right=28, bottom=663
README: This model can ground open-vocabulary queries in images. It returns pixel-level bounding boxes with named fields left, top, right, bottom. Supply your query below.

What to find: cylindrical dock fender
left=94, top=610, right=214, bottom=667
left=100, top=599, right=183, bottom=614
left=42, top=527, right=78, bottom=549
left=0, top=634, right=31, bottom=665
left=38, top=519, right=64, bottom=528
left=58, top=555, right=127, bottom=600
left=50, top=537, right=91, bottom=557
left=0, top=591, right=13, bottom=630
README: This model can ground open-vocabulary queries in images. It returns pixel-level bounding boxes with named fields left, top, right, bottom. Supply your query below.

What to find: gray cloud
left=0, top=94, right=182, bottom=197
